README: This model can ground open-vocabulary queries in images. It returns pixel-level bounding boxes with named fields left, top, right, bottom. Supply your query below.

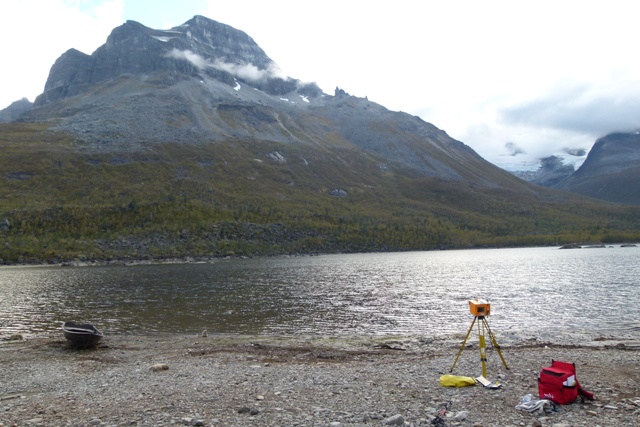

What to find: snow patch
left=234, top=79, right=241, bottom=91
left=266, top=151, right=286, bottom=163
left=299, top=95, right=310, bottom=103
left=329, top=188, right=348, bottom=197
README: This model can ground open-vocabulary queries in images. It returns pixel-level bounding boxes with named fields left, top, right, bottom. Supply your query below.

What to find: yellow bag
left=439, top=374, right=476, bottom=387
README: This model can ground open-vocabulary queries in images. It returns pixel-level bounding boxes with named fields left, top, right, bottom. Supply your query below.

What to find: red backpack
left=538, top=360, right=594, bottom=404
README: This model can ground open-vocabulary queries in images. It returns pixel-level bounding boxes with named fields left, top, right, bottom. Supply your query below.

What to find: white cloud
left=166, top=48, right=288, bottom=83
left=501, top=76, right=640, bottom=136
left=211, top=60, right=287, bottom=82
left=166, top=49, right=209, bottom=69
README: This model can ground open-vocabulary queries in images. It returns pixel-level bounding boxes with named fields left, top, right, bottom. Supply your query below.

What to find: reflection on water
left=1, top=246, right=639, bottom=341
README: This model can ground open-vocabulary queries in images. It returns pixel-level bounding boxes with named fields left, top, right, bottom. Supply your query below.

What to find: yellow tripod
left=450, top=314, right=509, bottom=378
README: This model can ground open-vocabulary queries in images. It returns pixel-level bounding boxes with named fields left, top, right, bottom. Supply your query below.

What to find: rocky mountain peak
left=176, top=15, right=272, bottom=68
left=0, top=97, right=33, bottom=123
left=34, top=15, right=304, bottom=107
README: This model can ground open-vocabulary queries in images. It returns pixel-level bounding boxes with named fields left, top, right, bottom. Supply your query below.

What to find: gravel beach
left=1, top=333, right=639, bottom=427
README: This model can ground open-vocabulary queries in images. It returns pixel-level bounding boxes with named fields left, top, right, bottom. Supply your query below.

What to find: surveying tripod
left=450, top=315, right=509, bottom=378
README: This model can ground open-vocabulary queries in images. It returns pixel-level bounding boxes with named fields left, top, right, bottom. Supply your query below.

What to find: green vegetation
left=1, top=122, right=639, bottom=264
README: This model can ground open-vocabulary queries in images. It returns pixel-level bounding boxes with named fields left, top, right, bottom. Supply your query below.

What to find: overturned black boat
left=62, top=321, right=103, bottom=348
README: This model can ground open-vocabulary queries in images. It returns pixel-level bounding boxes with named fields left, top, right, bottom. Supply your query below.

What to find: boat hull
left=62, top=322, right=103, bottom=348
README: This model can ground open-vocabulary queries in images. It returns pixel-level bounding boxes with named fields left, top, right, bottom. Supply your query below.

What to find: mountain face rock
left=14, top=15, right=529, bottom=188
left=554, top=132, right=640, bottom=205
left=34, top=15, right=304, bottom=107
left=34, top=48, right=95, bottom=105
left=0, top=98, right=33, bottom=123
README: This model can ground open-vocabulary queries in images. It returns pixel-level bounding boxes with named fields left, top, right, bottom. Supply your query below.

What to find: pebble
left=383, top=414, right=404, bottom=425
left=454, top=410, right=469, bottom=421
left=150, top=363, right=169, bottom=372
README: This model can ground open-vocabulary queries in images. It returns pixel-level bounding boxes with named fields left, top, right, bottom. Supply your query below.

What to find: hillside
left=1, top=16, right=639, bottom=263
left=2, top=120, right=638, bottom=264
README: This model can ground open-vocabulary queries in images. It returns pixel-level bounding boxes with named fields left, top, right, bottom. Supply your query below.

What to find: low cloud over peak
left=505, top=141, right=525, bottom=157
left=167, top=48, right=288, bottom=83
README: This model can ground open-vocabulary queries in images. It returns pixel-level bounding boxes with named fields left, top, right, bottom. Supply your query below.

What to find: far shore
left=1, top=241, right=637, bottom=269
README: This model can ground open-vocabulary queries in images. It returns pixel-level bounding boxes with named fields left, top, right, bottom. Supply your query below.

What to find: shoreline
left=4, top=324, right=640, bottom=353
left=1, top=242, right=637, bottom=269
left=3, top=329, right=640, bottom=355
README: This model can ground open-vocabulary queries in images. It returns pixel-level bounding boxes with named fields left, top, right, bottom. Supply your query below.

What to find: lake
left=1, top=246, right=639, bottom=343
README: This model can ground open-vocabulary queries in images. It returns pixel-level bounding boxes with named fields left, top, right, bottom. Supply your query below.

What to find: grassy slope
left=1, top=123, right=639, bottom=263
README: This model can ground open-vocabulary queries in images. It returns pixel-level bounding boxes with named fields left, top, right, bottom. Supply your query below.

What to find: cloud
left=166, top=49, right=209, bottom=69
left=456, top=73, right=640, bottom=170
left=500, top=77, right=640, bottom=136
left=505, top=142, right=525, bottom=156
left=457, top=119, right=592, bottom=172
left=166, top=48, right=288, bottom=83
left=563, top=148, right=586, bottom=157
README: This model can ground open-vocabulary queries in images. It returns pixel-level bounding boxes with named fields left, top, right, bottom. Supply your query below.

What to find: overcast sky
left=2, top=0, right=639, bottom=171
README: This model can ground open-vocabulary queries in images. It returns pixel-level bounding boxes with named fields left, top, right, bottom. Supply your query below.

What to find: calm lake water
left=1, top=246, right=639, bottom=343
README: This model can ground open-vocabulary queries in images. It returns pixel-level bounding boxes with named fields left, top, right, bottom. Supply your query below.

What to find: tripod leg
left=478, top=317, right=487, bottom=378
left=482, top=318, right=509, bottom=370
left=450, top=317, right=476, bottom=373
